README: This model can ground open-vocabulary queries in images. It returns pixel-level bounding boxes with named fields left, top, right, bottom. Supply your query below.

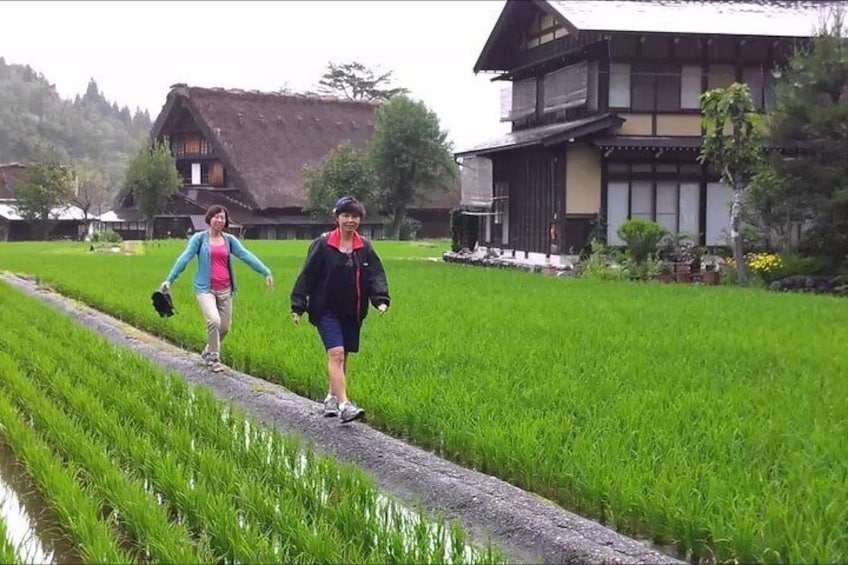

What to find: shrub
left=91, top=229, right=122, bottom=244
left=398, top=215, right=423, bottom=241
left=617, top=220, right=666, bottom=264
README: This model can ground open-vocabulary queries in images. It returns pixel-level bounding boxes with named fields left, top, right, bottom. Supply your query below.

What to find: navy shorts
left=316, top=312, right=361, bottom=353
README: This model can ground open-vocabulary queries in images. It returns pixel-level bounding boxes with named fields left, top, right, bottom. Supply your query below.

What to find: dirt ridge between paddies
left=1, top=272, right=681, bottom=565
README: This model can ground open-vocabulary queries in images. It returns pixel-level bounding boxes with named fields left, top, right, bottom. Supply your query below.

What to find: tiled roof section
left=0, top=163, right=28, bottom=199
left=455, top=114, right=622, bottom=157
left=546, top=1, right=837, bottom=37
left=593, top=136, right=703, bottom=149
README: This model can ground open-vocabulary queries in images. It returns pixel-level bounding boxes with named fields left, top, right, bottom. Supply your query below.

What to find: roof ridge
left=182, top=86, right=383, bottom=107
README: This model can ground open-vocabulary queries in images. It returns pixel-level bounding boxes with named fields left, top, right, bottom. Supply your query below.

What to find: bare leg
left=329, top=353, right=349, bottom=398
left=327, top=346, right=348, bottom=403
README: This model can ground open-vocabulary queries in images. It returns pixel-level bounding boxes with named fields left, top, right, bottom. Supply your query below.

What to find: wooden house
left=456, top=0, right=831, bottom=260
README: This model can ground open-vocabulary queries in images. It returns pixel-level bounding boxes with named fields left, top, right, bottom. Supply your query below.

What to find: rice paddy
left=0, top=276, right=499, bottom=563
left=1, top=239, right=847, bottom=563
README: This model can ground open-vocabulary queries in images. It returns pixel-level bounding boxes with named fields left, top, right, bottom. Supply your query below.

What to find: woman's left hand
left=265, top=275, right=274, bottom=290
left=377, top=303, right=388, bottom=314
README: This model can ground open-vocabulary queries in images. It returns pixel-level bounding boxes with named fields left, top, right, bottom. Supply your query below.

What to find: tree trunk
left=389, top=209, right=403, bottom=240
left=730, top=187, right=749, bottom=285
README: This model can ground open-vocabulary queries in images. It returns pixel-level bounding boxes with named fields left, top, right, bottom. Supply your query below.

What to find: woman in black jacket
left=290, top=196, right=390, bottom=423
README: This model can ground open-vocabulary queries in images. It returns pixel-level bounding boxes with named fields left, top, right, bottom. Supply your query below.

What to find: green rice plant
left=0, top=512, right=20, bottom=564
left=0, top=387, right=131, bottom=563
left=0, top=352, right=210, bottom=563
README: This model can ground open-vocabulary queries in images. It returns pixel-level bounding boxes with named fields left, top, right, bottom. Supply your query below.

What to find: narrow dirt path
left=2, top=273, right=682, bottom=565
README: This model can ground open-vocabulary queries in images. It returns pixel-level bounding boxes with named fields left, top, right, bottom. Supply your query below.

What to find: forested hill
left=0, top=57, right=152, bottom=184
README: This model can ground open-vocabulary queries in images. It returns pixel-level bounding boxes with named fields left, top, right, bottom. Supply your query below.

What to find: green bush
left=398, top=215, right=423, bottom=241
left=617, top=219, right=666, bottom=264
left=580, top=239, right=627, bottom=281
left=91, top=229, right=122, bottom=244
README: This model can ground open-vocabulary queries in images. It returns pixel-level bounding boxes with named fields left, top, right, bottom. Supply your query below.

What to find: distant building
left=0, top=162, right=91, bottom=241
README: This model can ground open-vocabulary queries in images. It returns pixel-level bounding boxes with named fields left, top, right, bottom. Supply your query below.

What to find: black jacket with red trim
left=290, top=229, right=390, bottom=327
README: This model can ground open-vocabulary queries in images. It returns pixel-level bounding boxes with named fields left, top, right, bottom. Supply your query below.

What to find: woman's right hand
left=160, top=281, right=170, bottom=293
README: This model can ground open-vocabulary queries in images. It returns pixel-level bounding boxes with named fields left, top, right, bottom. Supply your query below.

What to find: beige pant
left=196, top=290, right=232, bottom=356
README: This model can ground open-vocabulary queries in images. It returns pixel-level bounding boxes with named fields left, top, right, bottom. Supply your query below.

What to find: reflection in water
left=0, top=441, right=81, bottom=564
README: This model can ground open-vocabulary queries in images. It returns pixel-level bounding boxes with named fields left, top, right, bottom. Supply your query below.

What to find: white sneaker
left=322, top=394, right=339, bottom=417
left=339, top=401, right=365, bottom=423
left=201, top=345, right=213, bottom=367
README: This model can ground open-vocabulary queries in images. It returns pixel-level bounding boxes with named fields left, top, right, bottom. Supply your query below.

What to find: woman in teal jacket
left=160, top=205, right=273, bottom=371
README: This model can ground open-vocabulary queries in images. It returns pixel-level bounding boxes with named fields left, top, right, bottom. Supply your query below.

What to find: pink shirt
left=210, top=241, right=231, bottom=291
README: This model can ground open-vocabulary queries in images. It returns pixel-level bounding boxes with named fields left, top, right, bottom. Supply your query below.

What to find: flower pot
left=676, top=272, right=692, bottom=284
left=660, top=272, right=674, bottom=283
left=702, top=270, right=720, bottom=285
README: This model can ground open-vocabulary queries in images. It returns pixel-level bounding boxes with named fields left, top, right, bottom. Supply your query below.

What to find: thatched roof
left=152, top=86, right=379, bottom=211
left=151, top=85, right=459, bottom=213
left=0, top=163, right=27, bottom=200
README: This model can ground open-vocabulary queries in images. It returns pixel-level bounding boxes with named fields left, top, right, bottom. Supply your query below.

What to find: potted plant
left=658, top=261, right=674, bottom=283
left=701, top=254, right=722, bottom=285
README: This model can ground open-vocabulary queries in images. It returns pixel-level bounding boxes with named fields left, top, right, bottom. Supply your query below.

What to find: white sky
left=0, top=0, right=511, bottom=151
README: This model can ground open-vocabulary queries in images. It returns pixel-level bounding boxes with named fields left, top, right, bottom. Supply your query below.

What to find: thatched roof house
left=115, top=85, right=456, bottom=239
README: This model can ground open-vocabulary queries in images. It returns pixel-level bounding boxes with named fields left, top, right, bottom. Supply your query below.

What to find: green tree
left=13, top=157, right=74, bottom=240
left=368, top=95, right=457, bottom=240
left=317, top=61, right=408, bottom=101
left=759, top=9, right=848, bottom=269
left=699, top=83, right=764, bottom=284
left=302, top=141, right=374, bottom=216
left=124, top=141, right=181, bottom=238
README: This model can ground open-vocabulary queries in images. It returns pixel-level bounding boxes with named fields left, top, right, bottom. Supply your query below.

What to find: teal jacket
left=166, top=231, right=271, bottom=293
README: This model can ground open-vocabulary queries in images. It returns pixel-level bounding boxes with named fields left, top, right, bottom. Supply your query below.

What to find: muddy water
left=0, top=441, right=81, bottom=564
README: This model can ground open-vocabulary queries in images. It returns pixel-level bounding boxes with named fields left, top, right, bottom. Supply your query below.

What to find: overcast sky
left=0, top=0, right=511, bottom=150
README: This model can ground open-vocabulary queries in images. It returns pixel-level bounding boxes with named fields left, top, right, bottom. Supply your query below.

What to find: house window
left=656, top=64, right=681, bottom=111
left=543, top=61, right=588, bottom=112
left=706, top=182, right=732, bottom=245
left=655, top=181, right=679, bottom=233
left=742, top=65, right=765, bottom=110
left=631, top=181, right=653, bottom=220
left=631, top=63, right=656, bottom=111
left=707, top=64, right=735, bottom=90
left=681, top=65, right=702, bottom=109
left=605, top=163, right=703, bottom=244
left=191, top=163, right=201, bottom=185
left=608, top=63, right=631, bottom=108
left=501, top=78, right=536, bottom=122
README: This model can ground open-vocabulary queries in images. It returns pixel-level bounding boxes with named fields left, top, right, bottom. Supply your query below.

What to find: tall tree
left=124, top=141, right=181, bottom=238
left=368, top=95, right=457, bottom=239
left=759, top=8, right=848, bottom=269
left=699, top=83, right=764, bottom=285
left=71, top=164, right=112, bottom=226
left=13, top=155, right=74, bottom=240
left=317, top=61, right=408, bottom=101
left=302, top=141, right=374, bottom=216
